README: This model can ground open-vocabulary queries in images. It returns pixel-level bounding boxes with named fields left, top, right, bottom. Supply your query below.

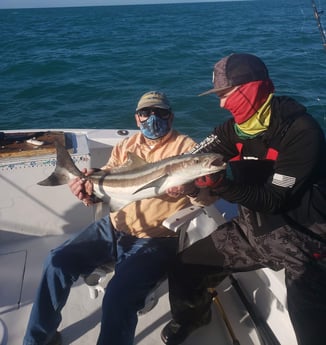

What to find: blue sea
left=1, top=0, right=326, bottom=142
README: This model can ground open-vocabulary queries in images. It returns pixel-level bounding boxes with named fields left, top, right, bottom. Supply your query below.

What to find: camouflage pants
left=168, top=216, right=326, bottom=345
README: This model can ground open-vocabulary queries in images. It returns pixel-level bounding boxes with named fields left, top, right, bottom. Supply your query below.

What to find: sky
left=0, top=0, right=230, bottom=10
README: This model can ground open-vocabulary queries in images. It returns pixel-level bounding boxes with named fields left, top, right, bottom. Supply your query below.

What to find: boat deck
left=0, top=129, right=297, bottom=345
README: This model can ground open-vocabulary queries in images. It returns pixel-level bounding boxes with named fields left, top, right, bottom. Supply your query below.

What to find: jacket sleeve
left=215, top=117, right=325, bottom=214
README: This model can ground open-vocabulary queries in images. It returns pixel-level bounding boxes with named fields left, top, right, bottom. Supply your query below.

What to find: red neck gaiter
left=223, top=79, right=275, bottom=124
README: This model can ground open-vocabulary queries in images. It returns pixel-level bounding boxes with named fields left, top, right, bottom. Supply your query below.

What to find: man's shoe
left=47, top=332, right=62, bottom=345
left=161, top=311, right=211, bottom=345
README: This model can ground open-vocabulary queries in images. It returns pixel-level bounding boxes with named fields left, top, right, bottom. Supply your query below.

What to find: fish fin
left=132, top=175, right=168, bottom=194
left=126, top=152, right=148, bottom=168
left=38, top=172, right=69, bottom=186
left=37, top=141, right=83, bottom=186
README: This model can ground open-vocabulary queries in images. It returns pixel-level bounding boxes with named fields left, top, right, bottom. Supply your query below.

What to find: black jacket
left=201, top=96, right=326, bottom=238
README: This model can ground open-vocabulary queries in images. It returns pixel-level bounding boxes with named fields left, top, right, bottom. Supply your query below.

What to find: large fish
left=38, top=142, right=226, bottom=212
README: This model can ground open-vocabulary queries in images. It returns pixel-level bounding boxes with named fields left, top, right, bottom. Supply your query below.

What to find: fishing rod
left=311, top=0, right=326, bottom=49
left=208, top=288, right=240, bottom=345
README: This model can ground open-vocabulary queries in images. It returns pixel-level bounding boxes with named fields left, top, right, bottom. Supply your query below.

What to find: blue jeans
left=23, top=216, right=178, bottom=345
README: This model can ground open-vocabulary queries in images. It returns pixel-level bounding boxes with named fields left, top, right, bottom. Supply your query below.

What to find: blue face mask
left=139, top=114, right=171, bottom=140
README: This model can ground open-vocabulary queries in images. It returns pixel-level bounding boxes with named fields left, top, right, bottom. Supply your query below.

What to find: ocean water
left=1, top=0, right=326, bottom=141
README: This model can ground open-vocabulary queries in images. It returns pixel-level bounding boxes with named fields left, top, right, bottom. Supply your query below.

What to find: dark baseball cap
left=199, top=53, right=270, bottom=96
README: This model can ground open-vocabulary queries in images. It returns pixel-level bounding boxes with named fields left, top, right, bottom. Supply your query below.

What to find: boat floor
left=1, top=232, right=262, bottom=345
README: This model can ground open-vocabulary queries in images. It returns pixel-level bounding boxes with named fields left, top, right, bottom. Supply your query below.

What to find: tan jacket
left=102, top=130, right=201, bottom=238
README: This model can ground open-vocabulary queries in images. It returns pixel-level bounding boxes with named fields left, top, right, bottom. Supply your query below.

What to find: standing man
left=161, top=53, right=326, bottom=345
left=23, top=91, right=206, bottom=345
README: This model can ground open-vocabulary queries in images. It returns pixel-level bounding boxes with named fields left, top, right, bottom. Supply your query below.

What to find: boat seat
left=83, top=203, right=227, bottom=314
left=163, top=203, right=227, bottom=252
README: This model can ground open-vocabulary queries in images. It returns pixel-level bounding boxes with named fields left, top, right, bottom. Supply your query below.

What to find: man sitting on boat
left=161, top=53, right=326, bottom=345
left=23, top=91, right=212, bottom=345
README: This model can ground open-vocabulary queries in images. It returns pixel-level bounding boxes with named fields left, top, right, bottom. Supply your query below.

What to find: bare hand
left=68, top=168, right=94, bottom=206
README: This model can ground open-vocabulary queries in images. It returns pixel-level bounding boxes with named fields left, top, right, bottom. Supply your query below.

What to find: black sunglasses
left=136, top=107, right=171, bottom=119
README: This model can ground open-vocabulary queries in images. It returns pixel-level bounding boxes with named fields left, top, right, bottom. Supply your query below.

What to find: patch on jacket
left=272, top=173, right=296, bottom=188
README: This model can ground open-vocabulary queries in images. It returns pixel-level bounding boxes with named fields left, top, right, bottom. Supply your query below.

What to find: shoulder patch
left=272, top=173, right=296, bottom=188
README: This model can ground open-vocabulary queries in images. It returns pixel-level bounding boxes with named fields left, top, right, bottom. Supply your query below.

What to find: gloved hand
left=195, top=171, right=226, bottom=189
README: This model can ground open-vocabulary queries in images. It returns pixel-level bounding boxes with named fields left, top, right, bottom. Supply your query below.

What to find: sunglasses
left=136, top=107, right=171, bottom=119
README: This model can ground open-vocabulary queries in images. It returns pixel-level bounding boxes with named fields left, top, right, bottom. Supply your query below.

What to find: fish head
left=181, top=152, right=226, bottom=176
left=191, top=152, right=226, bottom=172
left=161, top=152, right=226, bottom=190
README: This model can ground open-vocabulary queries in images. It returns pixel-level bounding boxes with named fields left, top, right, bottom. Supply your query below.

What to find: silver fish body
left=38, top=142, right=226, bottom=212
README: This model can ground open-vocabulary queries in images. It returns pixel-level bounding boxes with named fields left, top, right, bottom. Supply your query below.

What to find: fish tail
left=37, top=141, right=83, bottom=186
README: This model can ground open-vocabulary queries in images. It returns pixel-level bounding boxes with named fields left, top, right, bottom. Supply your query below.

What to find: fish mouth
left=211, top=157, right=225, bottom=167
